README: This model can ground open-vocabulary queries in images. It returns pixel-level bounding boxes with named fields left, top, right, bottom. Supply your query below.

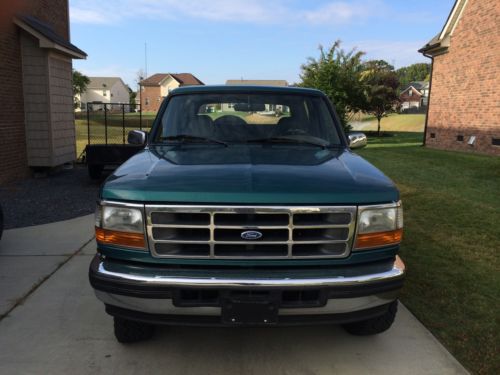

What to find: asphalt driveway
left=0, top=215, right=468, bottom=375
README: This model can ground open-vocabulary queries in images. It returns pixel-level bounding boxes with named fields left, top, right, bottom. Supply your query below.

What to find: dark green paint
left=98, top=86, right=400, bottom=267
left=102, top=145, right=398, bottom=204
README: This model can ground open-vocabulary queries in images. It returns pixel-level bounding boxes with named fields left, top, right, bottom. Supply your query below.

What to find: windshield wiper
left=160, top=134, right=227, bottom=146
left=246, top=137, right=330, bottom=149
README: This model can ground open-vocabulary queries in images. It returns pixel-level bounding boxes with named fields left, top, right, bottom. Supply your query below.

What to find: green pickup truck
left=89, top=85, right=405, bottom=343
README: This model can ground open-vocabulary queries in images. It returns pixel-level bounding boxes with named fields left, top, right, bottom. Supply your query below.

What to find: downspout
left=422, top=52, right=434, bottom=147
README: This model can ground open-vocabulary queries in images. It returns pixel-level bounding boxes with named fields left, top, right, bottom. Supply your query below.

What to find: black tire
left=113, top=317, right=155, bottom=343
left=88, top=164, right=104, bottom=180
left=342, top=300, right=398, bottom=336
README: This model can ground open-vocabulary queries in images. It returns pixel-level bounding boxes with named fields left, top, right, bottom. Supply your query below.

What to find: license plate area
left=221, top=291, right=279, bottom=325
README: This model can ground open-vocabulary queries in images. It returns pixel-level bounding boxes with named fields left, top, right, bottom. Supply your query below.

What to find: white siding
left=20, top=34, right=51, bottom=166
left=80, top=88, right=112, bottom=104
left=20, top=33, right=76, bottom=167
left=48, top=53, right=75, bottom=164
left=110, top=80, right=129, bottom=104
left=160, top=76, right=180, bottom=97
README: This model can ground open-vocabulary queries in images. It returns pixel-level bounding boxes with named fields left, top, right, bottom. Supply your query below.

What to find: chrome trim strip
left=91, top=255, right=405, bottom=289
left=95, top=290, right=399, bottom=316
left=100, top=200, right=145, bottom=209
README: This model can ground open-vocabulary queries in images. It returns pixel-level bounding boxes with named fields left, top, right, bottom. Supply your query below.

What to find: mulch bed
left=0, top=165, right=104, bottom=229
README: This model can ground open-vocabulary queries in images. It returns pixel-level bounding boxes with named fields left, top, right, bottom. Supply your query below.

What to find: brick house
left=419, top=0, right=499, bottom=155
left=139, top=73, right=204, bottom=112
left=0, top=1, right=86, bottom=183
left=399, top=81, right=429, bottom=111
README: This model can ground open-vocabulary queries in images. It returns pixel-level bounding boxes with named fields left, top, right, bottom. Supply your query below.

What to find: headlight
left=354, top=202, right=403, bottom=250
left=95, top=204, right=146, bottom=249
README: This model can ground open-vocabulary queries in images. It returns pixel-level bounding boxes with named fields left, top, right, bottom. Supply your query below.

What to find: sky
left=70, top=0, right=456, bottom=89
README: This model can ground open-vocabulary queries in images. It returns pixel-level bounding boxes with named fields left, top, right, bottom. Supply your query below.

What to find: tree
left=396, top=63, right=430, bottom=90
left=128, top=86, right=136, bottom=107
left=299, top=41, right=367, bottom=132
left=72, top=69, right=90, bottom=109
left=361, top=60, right=400, bottom=136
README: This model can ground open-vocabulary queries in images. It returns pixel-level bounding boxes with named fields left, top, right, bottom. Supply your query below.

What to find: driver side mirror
left=128, top=130, right=147, bottom=145
left=348, top=132, right=367, bottom=149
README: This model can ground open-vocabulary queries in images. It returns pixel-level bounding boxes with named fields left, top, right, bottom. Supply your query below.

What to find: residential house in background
left=220, top=80, right=289, bottom=112
left=419, top=0, right=499, bottom=155
left=226, top=79, right=288, bottom=87
left=76, top=77, right=130, bottom=111
left=399, top=81, right=429, bottom=112
left=139, top=73, right=204, bottom=112
left=0, top=1, right=86, bottom=183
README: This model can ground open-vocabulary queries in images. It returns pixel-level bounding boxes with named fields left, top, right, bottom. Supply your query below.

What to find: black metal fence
left=75, top=103, right=156, bottom=159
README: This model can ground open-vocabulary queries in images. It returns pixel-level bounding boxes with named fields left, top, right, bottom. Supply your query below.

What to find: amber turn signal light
left=95, top=227, right=146, bottom=249
left=355, top=228, right=403, bottom=250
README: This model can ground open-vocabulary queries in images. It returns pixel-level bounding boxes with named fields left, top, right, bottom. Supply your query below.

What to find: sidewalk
left=0, top=216, right=468, bottom=374
left=0, top=214, right=94, bottom=317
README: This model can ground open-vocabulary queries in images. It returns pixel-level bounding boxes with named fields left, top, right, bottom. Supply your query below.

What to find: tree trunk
left=377, top=117, right=381, bottom=137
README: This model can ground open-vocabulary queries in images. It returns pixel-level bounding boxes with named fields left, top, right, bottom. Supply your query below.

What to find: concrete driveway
left=0, top=215, right=468, bottom=374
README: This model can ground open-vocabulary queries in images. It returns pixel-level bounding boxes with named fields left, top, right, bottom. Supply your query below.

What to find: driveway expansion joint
left=0, top=236, right=95, bottom=321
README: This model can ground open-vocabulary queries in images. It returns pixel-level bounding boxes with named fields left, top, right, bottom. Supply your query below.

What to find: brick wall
left=140, top=86, right=162, bottom=112
left=426, top=0, right=499, bottom=155
left=0, top=19, right=29, bottom=183
left=0, top=0, right=70, bottom=183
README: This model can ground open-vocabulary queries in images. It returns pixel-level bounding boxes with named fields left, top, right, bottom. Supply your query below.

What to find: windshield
left=152, top=93, right=342, bottom=146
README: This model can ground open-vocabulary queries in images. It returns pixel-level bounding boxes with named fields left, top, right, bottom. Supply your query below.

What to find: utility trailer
left=78, top=103, right=152, bottom=179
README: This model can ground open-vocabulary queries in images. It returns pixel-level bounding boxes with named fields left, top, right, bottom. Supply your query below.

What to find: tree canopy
left=72, top=69, right=90, bottom=109
left=299, top=41, right=366, bottom=132
left=396, top=63, right=430, bottom=89
left=361, top=60, right=400, bottom=135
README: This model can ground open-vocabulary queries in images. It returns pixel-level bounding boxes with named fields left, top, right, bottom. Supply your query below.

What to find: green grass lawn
left=357, top=133, right=499, bottom=375
left=350, top=113, right=426, bottom=132
left=74, top=112, right=157, bottom=157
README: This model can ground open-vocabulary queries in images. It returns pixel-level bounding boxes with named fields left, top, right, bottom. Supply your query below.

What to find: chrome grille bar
left=145, top=205, right=357, bottom=259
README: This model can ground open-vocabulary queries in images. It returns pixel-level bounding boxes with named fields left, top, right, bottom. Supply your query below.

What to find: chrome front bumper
left=89, top=255, right=405, bottom=321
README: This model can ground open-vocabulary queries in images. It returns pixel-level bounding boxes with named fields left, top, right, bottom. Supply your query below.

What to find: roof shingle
left=140, top=73, right=203, bottom=86
left=16, top=15, right=87, bottom=58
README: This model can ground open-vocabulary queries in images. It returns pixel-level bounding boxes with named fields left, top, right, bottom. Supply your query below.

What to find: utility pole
left=145, top=42, right=148, bottom=79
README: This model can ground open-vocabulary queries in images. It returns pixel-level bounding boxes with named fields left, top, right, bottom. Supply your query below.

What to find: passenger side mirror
left=348, top=132, right=367, bottom=149
left=128, top=130, right=147, bottom=145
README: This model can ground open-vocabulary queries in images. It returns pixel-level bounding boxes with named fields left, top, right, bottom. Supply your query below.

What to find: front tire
left=342, top=300, right=398, bottom=336
left=114, top=317, right=155, bottom=343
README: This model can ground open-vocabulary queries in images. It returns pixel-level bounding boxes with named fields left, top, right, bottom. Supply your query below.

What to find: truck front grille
left=145, top=205, right=357, bottom=259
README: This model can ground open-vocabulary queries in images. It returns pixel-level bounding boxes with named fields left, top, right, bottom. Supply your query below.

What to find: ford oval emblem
left=241, top=230, right=263, bottom=240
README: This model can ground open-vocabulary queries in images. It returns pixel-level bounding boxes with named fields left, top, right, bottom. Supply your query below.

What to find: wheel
left=342, top=300, right=398, bottom=336
left=113, top=317, right=155, bottom=343
left=88, top=164, right=104, bottom=180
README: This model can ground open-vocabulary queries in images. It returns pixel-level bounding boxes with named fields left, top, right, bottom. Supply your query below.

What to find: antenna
left=145, top=42, right=148, bottom=78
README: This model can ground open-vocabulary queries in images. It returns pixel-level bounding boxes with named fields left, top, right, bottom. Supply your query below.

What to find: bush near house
left=357, top=133, right=500, bottom=375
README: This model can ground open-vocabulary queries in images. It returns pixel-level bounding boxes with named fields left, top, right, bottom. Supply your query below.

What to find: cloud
left=70, top=0, right=380, bottom=25
left=352, top=40, right=429, bottom=68
left=302, top=1, right=379, bottom=24
left=70, top=8, right=110, bottom=24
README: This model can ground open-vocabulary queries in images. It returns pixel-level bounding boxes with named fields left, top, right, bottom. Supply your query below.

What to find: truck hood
left=101, top=145, right=399, bottom=204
